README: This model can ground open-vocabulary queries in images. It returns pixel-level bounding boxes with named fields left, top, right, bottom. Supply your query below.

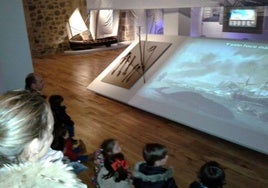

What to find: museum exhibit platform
left=88, top=34, right=268, bottom=155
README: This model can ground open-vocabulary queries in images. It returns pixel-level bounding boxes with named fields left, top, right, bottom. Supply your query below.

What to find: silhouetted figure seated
left=92, top=138, right=122, bottom=188
left=189, top=161, right=226, bottom=188
left=133, top=143, right=178, bottom=188
left=51, top=126, right=89, bottom=174
left=97, top=153, right=132, bottom=188
left=25, top=73, right=46, bottom=98
left=49, top=95, right=76, bottom=143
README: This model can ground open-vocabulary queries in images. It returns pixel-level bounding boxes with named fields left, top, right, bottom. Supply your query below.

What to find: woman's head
left=25, top=73, right=44, bottom=92
left=198, top=161, right=226, bottom=188
left=101, top=138, right=121, bottom=158
left=103, top=153, right=129, bottom=182
left=0, top=90, right=54, bottom=166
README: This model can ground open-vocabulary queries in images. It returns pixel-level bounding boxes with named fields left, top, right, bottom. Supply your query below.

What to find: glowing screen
left=229, top=9, right=257, bottom=27
left=132, top=38, right=268, bottom=153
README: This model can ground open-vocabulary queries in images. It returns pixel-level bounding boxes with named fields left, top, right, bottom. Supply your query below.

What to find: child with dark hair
left=97, top=153, right=132, bottom=188
left=50, top=126, right=66, bottom=151
left=49, top=95, right=75, bottom=141
left=189, top=161, right=226, bottom=188
left=25, top=73, right=46, bottom=98
left=92, top=138, right=122, bottom=187
left=25, top=73, right=44, bottom=92
left=133, top=143, right=178, bottom=188
left=51, top=126, right=89, bottom=174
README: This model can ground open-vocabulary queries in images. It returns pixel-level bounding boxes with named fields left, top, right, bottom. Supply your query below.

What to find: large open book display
left=88, top=35, right=268, bottom=154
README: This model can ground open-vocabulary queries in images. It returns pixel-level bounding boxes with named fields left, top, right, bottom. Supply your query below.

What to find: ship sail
left=66, top=8, right=119, bottom=50
left=66, top=8, right=88, bottom=40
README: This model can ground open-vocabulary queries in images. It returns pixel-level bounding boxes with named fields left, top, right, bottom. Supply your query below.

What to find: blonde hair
left=0, top=90, right=52, bottom=166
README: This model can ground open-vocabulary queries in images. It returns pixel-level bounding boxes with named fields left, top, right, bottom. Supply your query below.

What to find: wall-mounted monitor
left=223, top=6, right=264, bottom=34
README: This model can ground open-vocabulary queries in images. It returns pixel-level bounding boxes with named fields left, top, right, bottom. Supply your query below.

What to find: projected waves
left=138, top=38, right=268, bottom=131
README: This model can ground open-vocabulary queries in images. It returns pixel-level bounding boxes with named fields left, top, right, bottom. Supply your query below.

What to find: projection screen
left=88, top=36, right=268, bottom=154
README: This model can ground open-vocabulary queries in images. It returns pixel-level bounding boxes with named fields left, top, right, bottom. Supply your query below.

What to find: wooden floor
left=33, top=48, right=268, bottom=188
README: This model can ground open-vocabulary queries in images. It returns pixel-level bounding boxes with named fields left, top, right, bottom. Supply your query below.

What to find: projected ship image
left=137, top=38, right=268, bottom=133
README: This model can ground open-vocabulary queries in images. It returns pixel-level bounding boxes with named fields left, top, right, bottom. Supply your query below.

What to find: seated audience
left=189, top=161, right=226, bottom=188
left=0, top=90, right=86, bottom=187
left=25, top=73, right=46, bottom=98
left=49, top=95, right=76, bottom=141
left=62, top=129, right=88, bottom=163
left=51, top=125, right=66, bottom=151
left=133, top=143, right=178, bottom=188
left=92, top=138, right=122, bottom=187
left=50, top=126, right=88, bottom=174
left=97, top=153, right=132, bottom=188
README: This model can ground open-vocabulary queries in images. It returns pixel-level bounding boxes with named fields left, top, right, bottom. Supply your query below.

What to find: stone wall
left=23, top=0, right=87, bottom=57
left=23, top=0, right=135, bottom=57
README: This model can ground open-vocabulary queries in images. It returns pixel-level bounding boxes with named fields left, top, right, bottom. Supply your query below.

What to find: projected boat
left=66, top=8, right=119, bottom=50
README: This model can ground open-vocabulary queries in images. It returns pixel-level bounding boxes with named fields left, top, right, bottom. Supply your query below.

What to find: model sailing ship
left=66, top=8, right=119, bottom=50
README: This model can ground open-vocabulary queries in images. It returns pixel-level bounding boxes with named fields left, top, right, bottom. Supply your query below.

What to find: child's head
left=143, top=143, right=168, bottom=166
left=101, top=138, right=121, bottom=158
left=198, top=161, right=226, bottom=188
left=49, top=95, right=64, bottom=108
left=103, top=153, right=129, bottom=182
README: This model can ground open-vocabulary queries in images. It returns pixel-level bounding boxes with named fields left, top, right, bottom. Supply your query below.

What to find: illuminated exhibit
left=222, top=6, right=264, bottom=34
left=102, top=41, right=171, bottom=89
left=90, top=9, right=120, bottom=40
left=88, top=35, right=268, bottom=154
left=66, top=8, right=119, bottom=50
